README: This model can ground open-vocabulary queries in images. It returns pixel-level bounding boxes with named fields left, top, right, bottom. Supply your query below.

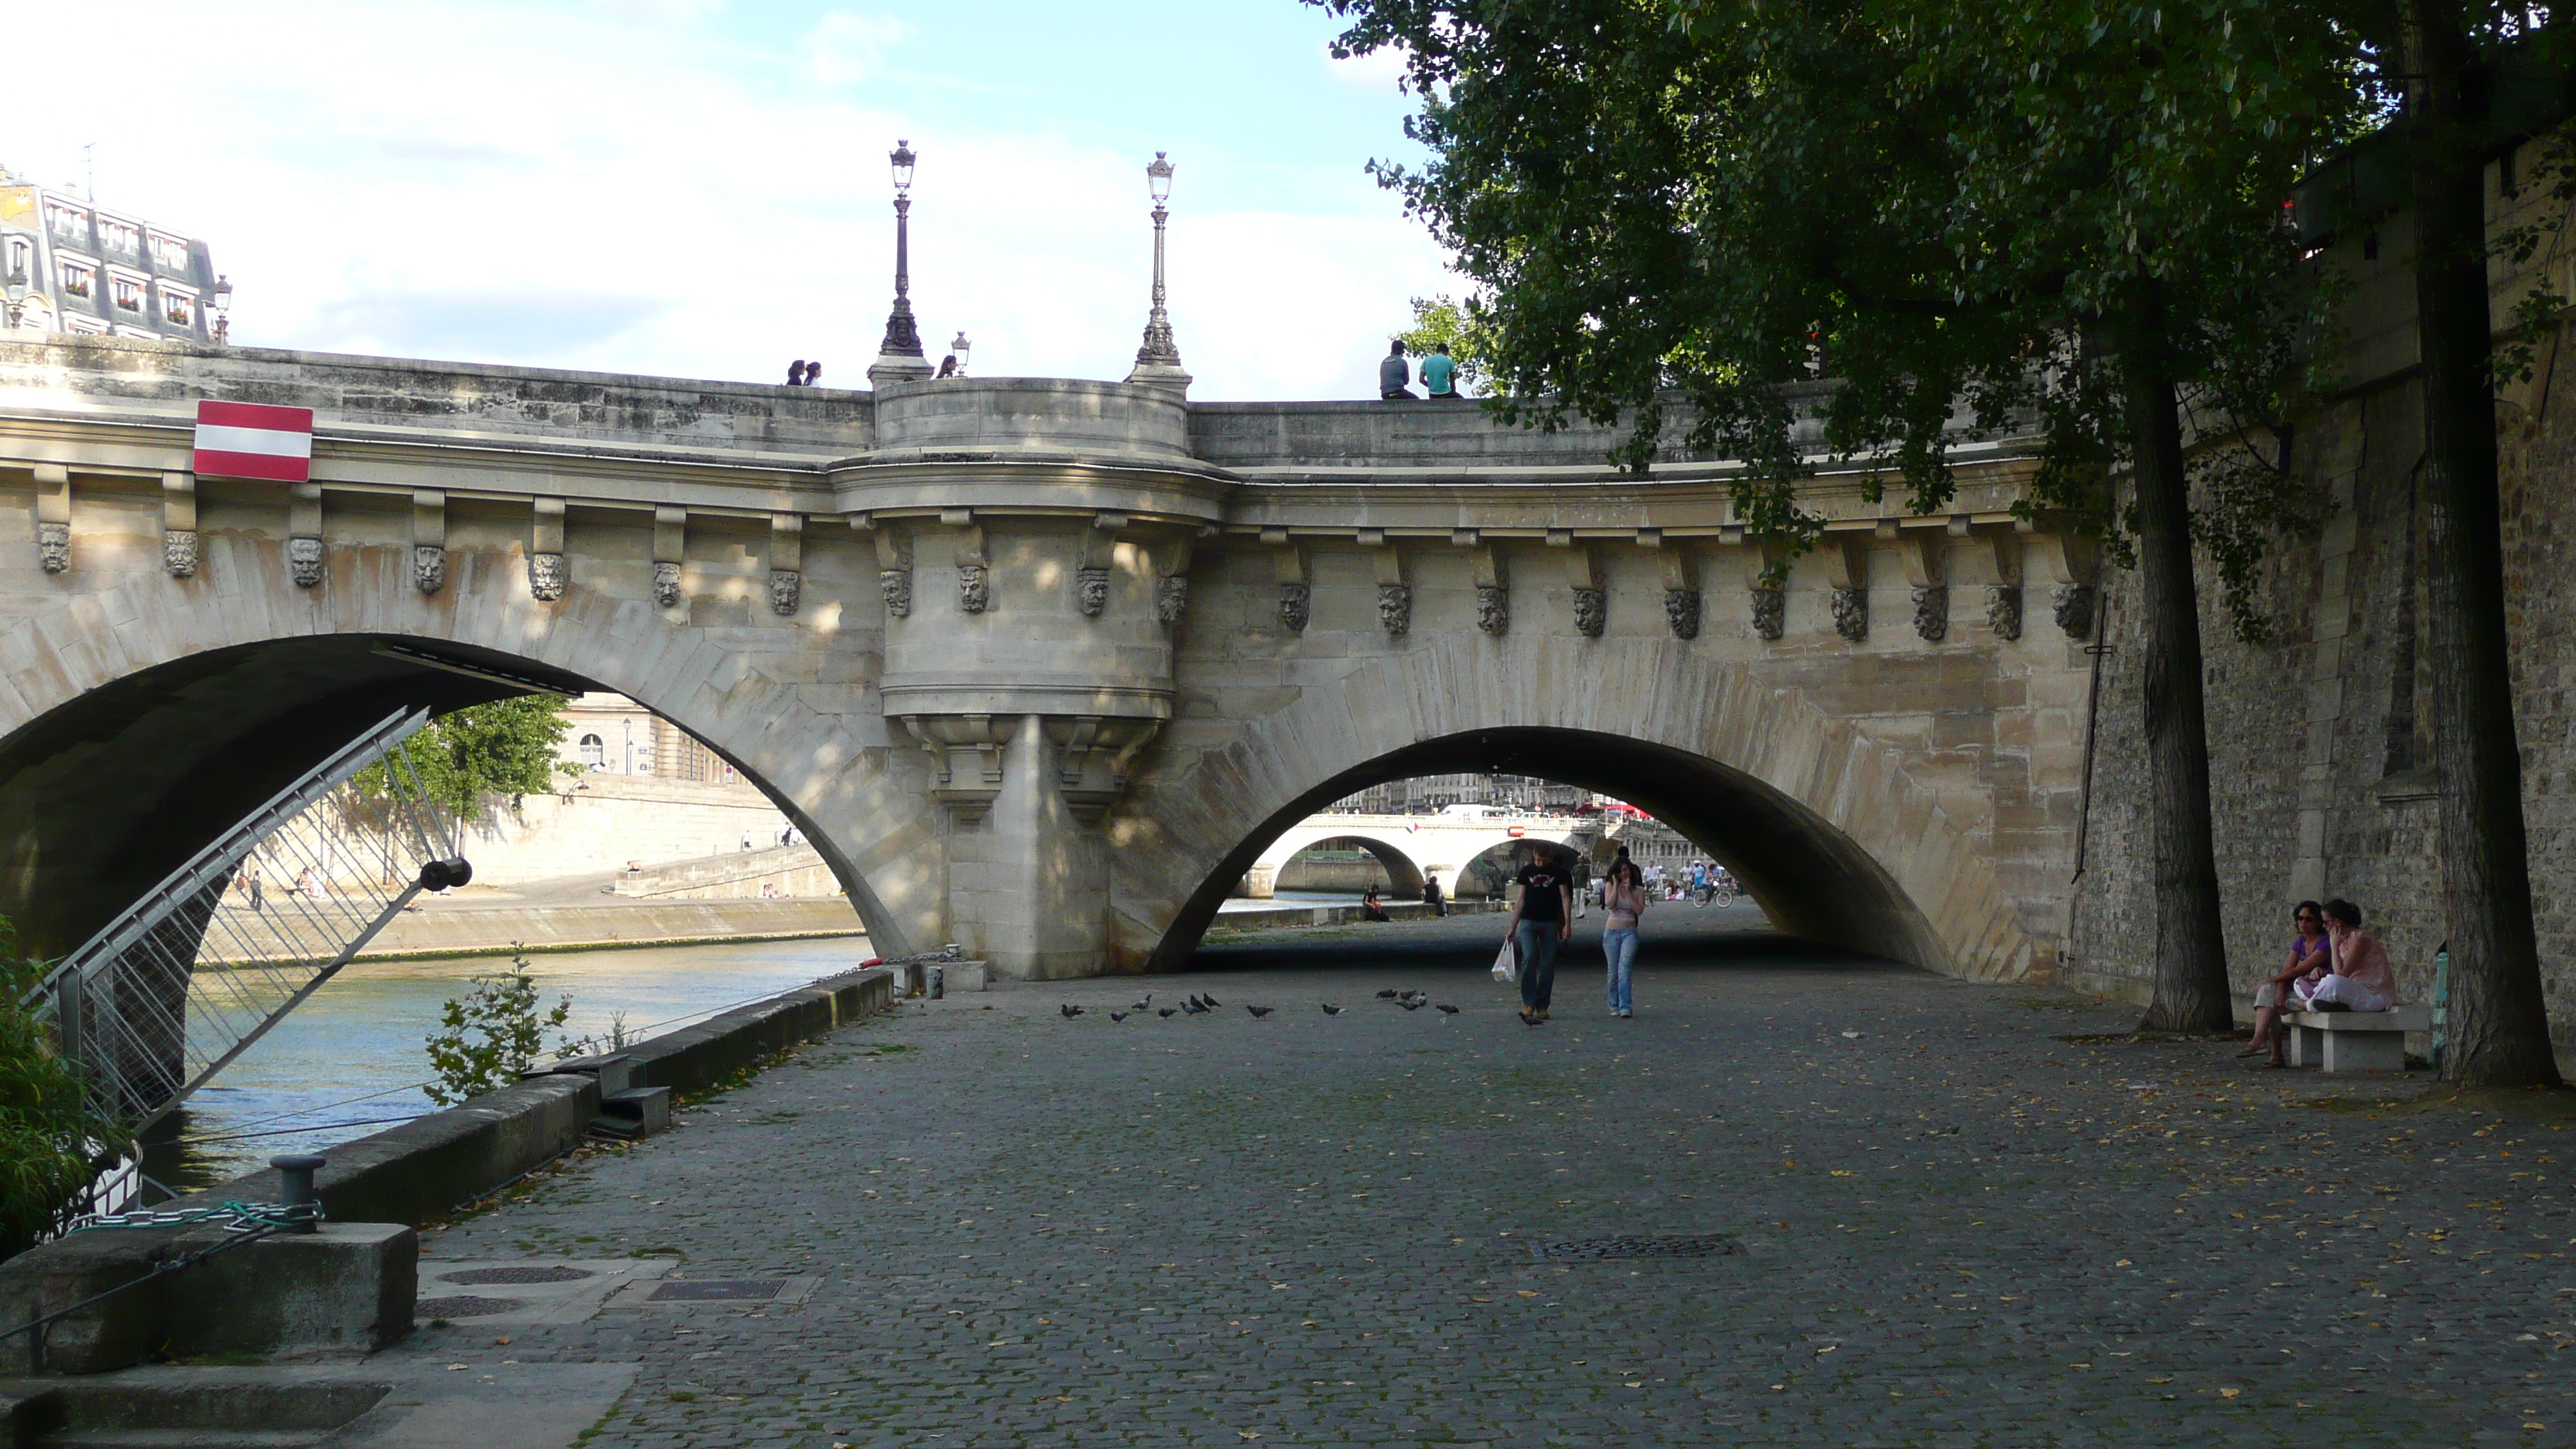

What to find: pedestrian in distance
left=786, top=360, right=807, bottom=386
left=1422, top=870, right=1445, bottom=917
left=1601, top=848, right=1648, bottom=1019
left=1504, top=850, right=1574, bottom=1026
left=1361, top=884, right=1390, bottom=922
left=937, top=355, right=958, bottom=379
left=1379, top=340, right=1419, bottom=400
left=1423, top=340, right=1460, bottom=399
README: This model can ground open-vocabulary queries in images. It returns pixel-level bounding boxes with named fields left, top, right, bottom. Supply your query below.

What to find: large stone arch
left=0, top=526, right=940, bottom=958
left=1106, top=632, right=2041, bottom=979
left=1244, top=830, right=1431, bottom=900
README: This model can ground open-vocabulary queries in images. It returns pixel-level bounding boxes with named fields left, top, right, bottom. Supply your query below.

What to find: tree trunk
left=2406, top=2, right=2564, bottom=1088
left=2123, top=285, right=2235, bottom=1033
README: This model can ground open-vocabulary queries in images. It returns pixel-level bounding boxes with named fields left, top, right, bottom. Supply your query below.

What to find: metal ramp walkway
left=22, top=707, right=471, bottom=1212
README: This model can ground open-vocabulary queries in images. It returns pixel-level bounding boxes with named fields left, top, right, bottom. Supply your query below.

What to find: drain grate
left=649, top=1279, right=786, bottom=1302
left=415, top=1295, right=525, bottom=1318
left=1535, top=1235, right=1744, bottom=1262
left=440, top=1266, right=597, bottom=1286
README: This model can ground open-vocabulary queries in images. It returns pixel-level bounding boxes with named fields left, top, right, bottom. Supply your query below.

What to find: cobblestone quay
left=419, top=911, right=2575, bottom=1446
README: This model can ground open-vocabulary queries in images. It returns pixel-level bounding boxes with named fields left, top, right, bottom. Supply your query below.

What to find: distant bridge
left=1238, top=813, right=1598, bottom=899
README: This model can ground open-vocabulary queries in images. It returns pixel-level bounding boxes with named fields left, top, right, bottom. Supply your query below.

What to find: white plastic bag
left=1492, top=935, right=1519, bottom=982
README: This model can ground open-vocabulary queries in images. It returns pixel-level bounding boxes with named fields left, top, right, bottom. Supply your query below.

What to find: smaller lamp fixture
left=949, top=331, right=971, bottom=375
left=1146, top=150, right=1174, bottom=204
left=890, top=139, right=917, bottom=197
left=211, top=273, right=233, bottom=344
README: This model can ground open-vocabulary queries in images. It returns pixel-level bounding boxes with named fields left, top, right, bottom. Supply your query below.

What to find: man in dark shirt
left=1503, top=853, right=1574, bottom=1025
left=1422, top=872, right=1445, bottom=917
left=1379, top=341, right=1417, bottom=400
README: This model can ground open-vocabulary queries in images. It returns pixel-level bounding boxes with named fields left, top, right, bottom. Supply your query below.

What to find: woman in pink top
left=1600, top=849, right=1649, bottom=1019
left=2301, top=898, right=2398, bottom=1012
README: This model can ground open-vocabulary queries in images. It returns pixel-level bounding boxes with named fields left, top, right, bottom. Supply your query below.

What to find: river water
left=146, top=937, right=878, bottom=1193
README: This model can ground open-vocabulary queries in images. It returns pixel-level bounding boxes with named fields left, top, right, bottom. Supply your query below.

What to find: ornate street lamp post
left=1125, top=152, right=1191, bottom=392
left=211, top=274, right=233, bottom=344
left=948, top=330, right=971, bottom=377
left=867, top=139, right=933, bottom=388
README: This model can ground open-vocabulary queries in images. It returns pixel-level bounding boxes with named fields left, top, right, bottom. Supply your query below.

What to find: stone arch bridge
left=0, top=337, right=2104, bottom=982
left=1238, top=813, right=1598, bottom=900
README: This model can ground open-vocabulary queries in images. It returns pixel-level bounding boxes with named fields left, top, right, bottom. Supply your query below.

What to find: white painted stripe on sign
left=191, top=424, right=314, bottom=458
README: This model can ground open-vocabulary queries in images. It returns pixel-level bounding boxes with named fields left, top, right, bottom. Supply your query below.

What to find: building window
left=160, top=286, right=195, bottom=327
left=108, top=270, right=146, bottom=313
left=2, top=236, right=29, bottom=288
left=578, top=734, right=606, bottom=769
left=43, top=202, right=85, bottom=242
left=64, top=314, right=108, bottom=335
left=97, top=218, right=139, bottom=255
left=148, top=232, right=190, bottom=272
left=58, top=258, right=94, bottom=299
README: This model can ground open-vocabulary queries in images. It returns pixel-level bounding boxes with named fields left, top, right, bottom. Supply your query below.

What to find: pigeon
left=1060, top=1004, right=1083, bottom=1018
left=1246, top=1005, right=1274, bottom=1019
left=1182, top=999, right=1208, bottom=1016
left=1201, top=993, right=1221, bottom=1007
left=1436, top=1003, right=1460, bottom=1016
left=1159, top=1008, right=1180, bottom=1019
left=1376, top=989, right=1399, bottom=999
left=1321, top=1002, right=1345, bottom=1016
left=1132, top=992, right=1154, bottom=1010
left=1399, top=999, right=1425, bottom=1011
left=1110, top=1012, right=1129, bottom=1023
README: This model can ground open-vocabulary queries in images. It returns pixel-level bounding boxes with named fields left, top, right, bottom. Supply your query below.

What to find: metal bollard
left=927, top=965, right=944, bottom=1000
left=272, top=1153, right=327, bottom=1230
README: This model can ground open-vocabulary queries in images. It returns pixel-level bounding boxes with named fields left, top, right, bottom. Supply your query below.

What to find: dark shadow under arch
left=0, top=636, right=869, bottom=960
left=1149, top=727, right=1944, bottom=973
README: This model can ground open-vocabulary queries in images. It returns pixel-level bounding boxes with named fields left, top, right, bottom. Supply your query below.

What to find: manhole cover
left=415, top=1295, right=524, bottom=1318
left=1535, top=1235, right=1744, bottom=1262
left=440, top=1266, right=597, bottom=1286
left=649, top=1279, right=786, bottom=1302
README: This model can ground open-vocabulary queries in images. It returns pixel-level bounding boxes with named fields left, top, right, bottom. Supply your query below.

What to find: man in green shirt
left=1422, top=341, right=1460, bottom=399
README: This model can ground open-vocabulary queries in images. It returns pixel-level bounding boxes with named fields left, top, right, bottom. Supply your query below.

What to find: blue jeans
left=1603, top=927, right=1639, bottom=1012
left=1516, top=920, right=1563, bottom=1012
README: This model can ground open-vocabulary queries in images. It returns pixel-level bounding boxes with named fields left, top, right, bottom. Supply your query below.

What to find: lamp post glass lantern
left=871, top=139, right=928, bottom=382
left=1129, top=151, right=1187, bottom=385
left=211, top=274, right=232, bottom=344
left=949, top=331, right=971, bottom=377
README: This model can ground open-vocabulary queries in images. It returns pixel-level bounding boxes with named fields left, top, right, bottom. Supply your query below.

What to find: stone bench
left=2283, top=1005, right=2430, bottom=1074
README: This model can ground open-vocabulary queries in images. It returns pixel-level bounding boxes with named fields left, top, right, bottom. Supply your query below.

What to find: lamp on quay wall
left=1125, top=151, right=1191, bottom=392
left=3, top=255, right=26, bottom=331
left=867, top=139, right=933, bottom=388
left=949, top=331, right=971, bottom=376
left=211, top=274, right=233, bottom=344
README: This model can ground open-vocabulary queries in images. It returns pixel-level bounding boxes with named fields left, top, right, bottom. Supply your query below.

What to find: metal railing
left=22, top=708, right=470, bottom=1177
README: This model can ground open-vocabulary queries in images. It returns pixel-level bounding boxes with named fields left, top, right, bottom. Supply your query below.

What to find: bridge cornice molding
left=827, top=453, right=1236, bottom=529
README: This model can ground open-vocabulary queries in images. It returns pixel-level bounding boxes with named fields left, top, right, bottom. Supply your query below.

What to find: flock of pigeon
left=1059, top=988, right=1462, bottom=1022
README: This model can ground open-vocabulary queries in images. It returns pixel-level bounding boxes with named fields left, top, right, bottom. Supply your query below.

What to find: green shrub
left=0, top=919, right=125, bottom=1256
left=423, top=948, right=571, bottom=1106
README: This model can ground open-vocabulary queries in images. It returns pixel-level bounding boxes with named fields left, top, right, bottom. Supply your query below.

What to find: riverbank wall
left=352, top=897, right=864, bottom=961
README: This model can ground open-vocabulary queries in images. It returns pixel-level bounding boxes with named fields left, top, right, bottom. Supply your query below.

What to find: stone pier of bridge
left=0, top=336, right=2100, bottom=985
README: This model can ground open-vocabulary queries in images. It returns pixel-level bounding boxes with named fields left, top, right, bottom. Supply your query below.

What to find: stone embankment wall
left=355, top=897, right=862, bottom=960
left=611, top=843, right=836, bottom=899
left=1273, top=852, right=1393, bottom=893
left=255, top=773, right=794, bottom=891
left=2067, top=169, right=2576, bottom=1053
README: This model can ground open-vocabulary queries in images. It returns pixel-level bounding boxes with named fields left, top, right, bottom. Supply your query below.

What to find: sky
left=5, top=1, right=1454, bottom=399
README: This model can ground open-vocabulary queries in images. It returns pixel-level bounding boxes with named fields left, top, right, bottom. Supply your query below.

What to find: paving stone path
left=412, top=909, right=2576, bottom=1447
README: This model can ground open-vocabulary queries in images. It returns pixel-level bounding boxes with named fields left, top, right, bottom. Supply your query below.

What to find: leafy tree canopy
left=354, top=696, right=580, bottom=823
left=1396, top=294, right=1498, bottom=392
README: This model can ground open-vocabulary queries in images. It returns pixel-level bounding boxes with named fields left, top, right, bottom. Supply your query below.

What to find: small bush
left=423, top=947, right=571, bottom=1106
left=0, top=920, right=126, bottom=1256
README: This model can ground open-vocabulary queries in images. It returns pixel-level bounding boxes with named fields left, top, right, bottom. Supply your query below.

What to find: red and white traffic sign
left=190, top=400, right=313, bottom=483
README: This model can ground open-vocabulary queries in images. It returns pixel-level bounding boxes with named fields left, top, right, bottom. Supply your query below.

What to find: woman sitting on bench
left=2243, top=900, right=2329, bottom=1061
left=2300, top=898, right=2397, bottom=1012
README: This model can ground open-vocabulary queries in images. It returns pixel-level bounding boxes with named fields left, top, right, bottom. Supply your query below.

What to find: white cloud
left=587, top=0, right=725, bottom=21
left=1324, top=39, right=1412, bottom=94
left=804, top=12, right=914, bottom=87
left=5, top=0, right=1451, bottom=400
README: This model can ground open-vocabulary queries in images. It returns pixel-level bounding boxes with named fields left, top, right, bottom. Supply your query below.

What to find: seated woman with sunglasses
left=2243, top=901, right=2331, bottom=1064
